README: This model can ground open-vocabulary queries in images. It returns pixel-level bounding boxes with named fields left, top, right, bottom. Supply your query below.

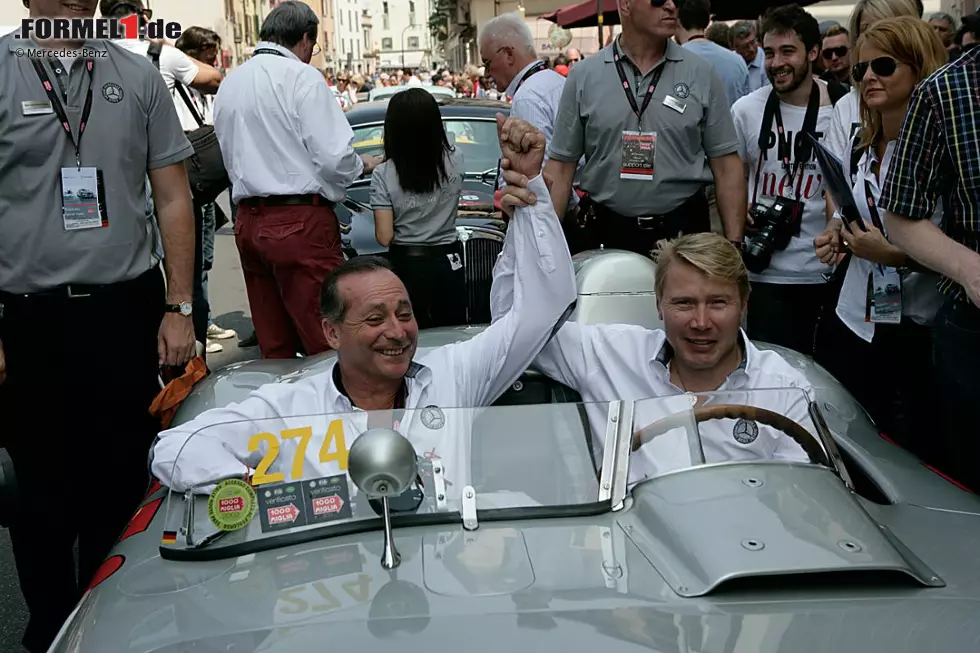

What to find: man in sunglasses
left=546, top=0, right=746, bottom=256
left=819, top=25, right=852, bottom=88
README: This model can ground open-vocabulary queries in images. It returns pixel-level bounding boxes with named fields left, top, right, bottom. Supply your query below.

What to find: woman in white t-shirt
left=813, top=17, right=946, bottom=457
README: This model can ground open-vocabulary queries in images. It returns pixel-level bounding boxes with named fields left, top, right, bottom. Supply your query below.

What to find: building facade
left=370, top=0, right=433, bottom=70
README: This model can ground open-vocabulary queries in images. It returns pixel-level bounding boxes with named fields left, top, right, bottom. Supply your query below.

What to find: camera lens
left=742, top=235, right=773, bottom=274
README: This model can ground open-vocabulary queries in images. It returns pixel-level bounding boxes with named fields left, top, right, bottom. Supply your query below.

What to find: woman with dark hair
left=370, top=88, right=466, bottom=328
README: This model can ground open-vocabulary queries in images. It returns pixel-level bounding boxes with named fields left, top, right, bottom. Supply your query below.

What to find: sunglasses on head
left=852, top=56, right=899, bottom=82
left=822, top=45, right=848, bottom=59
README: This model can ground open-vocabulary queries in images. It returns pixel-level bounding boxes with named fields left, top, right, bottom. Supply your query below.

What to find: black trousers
left=388, top=242, right=466, bottom=330
left=0, top=268, right=164, bottom=652
left=746, top=282, right=829, bottom=356
left=191, top=202, right=209, bottom=350
left=814, top=309, right=940, bottom=465
left=565, top=189, right=711, bottom=256
left=931, top=295, right=980, bottom=492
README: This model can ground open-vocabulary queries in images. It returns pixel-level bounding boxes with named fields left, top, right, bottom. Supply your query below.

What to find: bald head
left=565, top=47, right=582, bottom=63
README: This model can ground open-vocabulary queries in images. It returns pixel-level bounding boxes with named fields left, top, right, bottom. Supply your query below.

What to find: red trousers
left=234, top=201, right=343, bottom=358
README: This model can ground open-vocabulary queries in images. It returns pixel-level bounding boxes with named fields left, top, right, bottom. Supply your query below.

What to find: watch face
left=180, top=302, right=193, bottom=316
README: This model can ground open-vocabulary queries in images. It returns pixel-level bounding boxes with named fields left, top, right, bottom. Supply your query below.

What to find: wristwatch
left=165, top=301, right=193, bottom=317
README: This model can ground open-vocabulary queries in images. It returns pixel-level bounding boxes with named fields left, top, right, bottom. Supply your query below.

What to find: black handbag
left=147, top=43, right=230, bottom=207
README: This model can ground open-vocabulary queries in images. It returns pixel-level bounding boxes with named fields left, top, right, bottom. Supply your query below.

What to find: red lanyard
left=863, top=179, right=885, bottom=230
left=30, top=58, right=95, bottom=169
left=612, top=41, right=664, bottom=123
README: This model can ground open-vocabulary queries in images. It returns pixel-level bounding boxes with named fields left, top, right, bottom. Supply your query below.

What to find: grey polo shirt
left=548, top=38, right=739, bottom=217
left=370, top=149, right=463, bottom=246
left=0, top=35, right=193, bottom=294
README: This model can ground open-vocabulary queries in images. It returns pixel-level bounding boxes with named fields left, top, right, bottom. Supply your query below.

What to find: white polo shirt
left=151, top=176, right=577, bottom=493
left=490, top=233, right=819, bottom=484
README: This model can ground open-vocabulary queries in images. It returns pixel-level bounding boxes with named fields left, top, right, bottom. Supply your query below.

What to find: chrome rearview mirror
left=348, top=428, right=418, bottom=569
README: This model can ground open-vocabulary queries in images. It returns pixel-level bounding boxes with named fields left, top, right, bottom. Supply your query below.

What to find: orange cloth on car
left=149, top=357, right=209, bottom=429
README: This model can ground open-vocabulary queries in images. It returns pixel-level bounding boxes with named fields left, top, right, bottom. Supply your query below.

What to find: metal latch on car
left=461, top=485, right=478, bottom=531
left=432, top=459, right=448, bottom=511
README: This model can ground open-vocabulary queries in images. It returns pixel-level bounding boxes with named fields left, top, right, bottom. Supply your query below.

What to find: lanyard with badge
left=750, top=83, right=820, bottom=238
left=613, top=41, right=665, bottom=181
left=863, top=180, right=902, bottom=324
left=30, top=57, right=106, bottom=231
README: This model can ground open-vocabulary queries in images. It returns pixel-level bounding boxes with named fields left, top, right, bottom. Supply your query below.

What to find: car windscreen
left=159, top=403, right=607, bottom=560
left=351, top=119, right=500, bottom=174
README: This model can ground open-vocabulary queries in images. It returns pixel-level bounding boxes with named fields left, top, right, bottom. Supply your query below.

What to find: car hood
left=60, top=506, right=980, bottom=653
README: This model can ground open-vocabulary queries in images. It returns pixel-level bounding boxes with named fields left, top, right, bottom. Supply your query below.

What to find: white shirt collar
left=651, top=329, right=753, bottom=389
left=505, top=59, right=542, bottom=98
left=253, top=41, right=301, bottom=62
left=324, top=358, right=432, bottom=413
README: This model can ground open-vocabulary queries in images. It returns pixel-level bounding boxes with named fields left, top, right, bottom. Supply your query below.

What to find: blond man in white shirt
left=493, top=173, right=821, bottom=482
left=213, top=2, right=382, bottom=359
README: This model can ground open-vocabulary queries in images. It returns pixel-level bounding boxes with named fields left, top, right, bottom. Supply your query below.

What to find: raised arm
left=449, top=116, right=576, bottom=406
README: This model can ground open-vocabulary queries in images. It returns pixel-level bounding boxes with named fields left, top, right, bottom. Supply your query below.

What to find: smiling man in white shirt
left=152, top=116, right=577, bottom=493
left=492, top=175, right=819, bottom=482
left=213, top=1, right=382, bottom=360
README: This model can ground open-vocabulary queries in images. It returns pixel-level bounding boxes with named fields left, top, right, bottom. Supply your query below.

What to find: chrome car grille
left=462, top=233, right=503, bottom=324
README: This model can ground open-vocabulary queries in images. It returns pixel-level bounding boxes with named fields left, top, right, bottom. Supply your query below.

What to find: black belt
left=239, top=194, right=331, bottom=208
left=0, top=267, right=159, bottom=302
left=388, top=241, right=461, bottom=258
left=581, top=190, right=707, bottom=230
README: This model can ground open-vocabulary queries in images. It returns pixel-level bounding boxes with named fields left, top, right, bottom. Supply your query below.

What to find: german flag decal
left=161, top=530, right=178, bottom=545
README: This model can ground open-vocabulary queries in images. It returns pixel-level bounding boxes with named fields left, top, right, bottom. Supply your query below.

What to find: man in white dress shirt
left=479, top=13, right=565, bottom=168
left=213, top=2, right=382, bottom=359
left=493, top=174, right=818, bottom=483
left=151, top=116, right=577, bottom=493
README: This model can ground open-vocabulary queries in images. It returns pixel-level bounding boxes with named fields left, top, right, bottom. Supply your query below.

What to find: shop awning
left=540, top=0, right=824, bottom=27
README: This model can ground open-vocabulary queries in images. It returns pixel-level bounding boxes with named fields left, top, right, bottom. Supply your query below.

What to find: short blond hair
left=653, top=233, right=750, bottom=303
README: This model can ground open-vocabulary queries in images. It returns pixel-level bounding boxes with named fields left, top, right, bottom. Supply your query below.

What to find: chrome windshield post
left=597, top=400, right=635, bottom=511
left=806, top=396, right=855, bottom=490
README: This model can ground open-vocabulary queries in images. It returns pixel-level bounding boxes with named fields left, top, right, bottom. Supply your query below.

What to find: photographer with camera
left=732, top=4, right=835, bottom=355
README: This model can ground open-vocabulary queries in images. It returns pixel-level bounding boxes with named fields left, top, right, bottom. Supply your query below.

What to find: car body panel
left=54, top=249, right=980, bottom=653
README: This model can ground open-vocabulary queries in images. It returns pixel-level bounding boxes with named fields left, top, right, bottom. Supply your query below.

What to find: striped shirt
left=879, top=47, right=980, bottom=297
left=505, top=60, right=566, bottom=169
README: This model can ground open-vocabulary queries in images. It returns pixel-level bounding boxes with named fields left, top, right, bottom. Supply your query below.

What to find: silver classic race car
left=36, top=250, right=980, bottom=652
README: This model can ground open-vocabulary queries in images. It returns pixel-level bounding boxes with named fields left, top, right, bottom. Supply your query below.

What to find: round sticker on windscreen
left=208, top=479, right=257, bottom=532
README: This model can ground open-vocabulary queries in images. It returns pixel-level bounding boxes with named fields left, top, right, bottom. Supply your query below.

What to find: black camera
left=742, top=197, right=802, bottom=273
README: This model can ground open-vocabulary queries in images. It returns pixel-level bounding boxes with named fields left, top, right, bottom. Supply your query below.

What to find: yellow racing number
left=318, top=419, right=349, bottom=470
left=248, top=432, right=285, bottom=485
left=281, top=426, right=314, bottom=480
left=249, top=420, right=350, bottom=486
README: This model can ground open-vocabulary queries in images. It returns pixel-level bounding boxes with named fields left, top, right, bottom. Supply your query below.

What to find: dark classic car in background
left=32, top=249, right=980, bottom=653
left=338, top=97, right=509, bottom=324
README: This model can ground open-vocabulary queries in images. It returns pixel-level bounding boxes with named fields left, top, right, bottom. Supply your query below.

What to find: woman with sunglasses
left=825, top=0, right=919, bottom=161
left=370, top=88, right=467, bottom=329
left=813, top=17, right=947, bottom=459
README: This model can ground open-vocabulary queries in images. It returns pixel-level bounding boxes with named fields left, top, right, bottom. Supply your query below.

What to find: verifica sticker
left=208, top=478, right=257, bottom=532
left=257, top=475, right=353, bottom=533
